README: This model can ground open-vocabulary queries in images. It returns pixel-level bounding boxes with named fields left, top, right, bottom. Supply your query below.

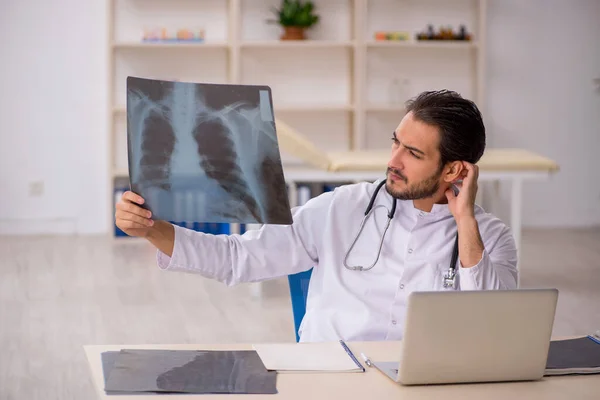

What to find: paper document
left=252, top=342, right=364, bottom=373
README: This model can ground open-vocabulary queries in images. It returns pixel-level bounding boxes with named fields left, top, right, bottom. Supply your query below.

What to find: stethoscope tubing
left=342, top=179, right=459, bottom=288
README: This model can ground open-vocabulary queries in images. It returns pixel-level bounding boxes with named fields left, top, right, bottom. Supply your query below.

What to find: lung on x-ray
left=126, top=76, right=292, bottom=225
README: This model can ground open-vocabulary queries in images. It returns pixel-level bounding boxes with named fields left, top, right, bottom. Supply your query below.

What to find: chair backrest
left=287, top=268, right=313, bottom=342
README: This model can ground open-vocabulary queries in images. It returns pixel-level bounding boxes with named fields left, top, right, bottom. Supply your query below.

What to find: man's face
left=385, top=112, right=445, bottom=200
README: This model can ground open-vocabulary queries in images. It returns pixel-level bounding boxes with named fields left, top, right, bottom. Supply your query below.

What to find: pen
left=590, top=330, right=600, bottom=344
left=361, top=352, right=373, bottom=367
left=339, top=340, right=366, bottom=372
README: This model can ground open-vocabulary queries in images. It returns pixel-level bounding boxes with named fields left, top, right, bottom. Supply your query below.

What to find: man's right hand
left=115, top=191, right=175, bottom=256
left=115, top=191, right=155, bottom=237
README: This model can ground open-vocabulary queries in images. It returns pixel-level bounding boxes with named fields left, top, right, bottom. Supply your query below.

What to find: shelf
left=276, top=104, right=354, bottom=112
left=112, top=42, right=229, bottom=50
left=366, top=104, right=406, bottom=112
left=241, top=40, right=354, bottom=49
left=113, top=104, right=354, bottom=114
left=107, top=0, right=486, bottom=237
left=367, top=41, right=478, bottom=49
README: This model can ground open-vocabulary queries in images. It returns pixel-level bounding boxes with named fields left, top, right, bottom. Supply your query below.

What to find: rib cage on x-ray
left=126, top=76, right=292, bottom=225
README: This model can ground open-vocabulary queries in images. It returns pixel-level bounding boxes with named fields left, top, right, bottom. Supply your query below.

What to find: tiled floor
left=0, top=227, right=599, bottom=399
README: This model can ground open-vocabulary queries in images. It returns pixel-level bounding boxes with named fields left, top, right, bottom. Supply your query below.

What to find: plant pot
left=281, top=26, right=306, bottom=40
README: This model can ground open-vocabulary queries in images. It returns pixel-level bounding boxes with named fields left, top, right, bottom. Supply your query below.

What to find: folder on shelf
left=252, top=341, right=365, bottom=373
left=544, top=333, right=600, bottom=376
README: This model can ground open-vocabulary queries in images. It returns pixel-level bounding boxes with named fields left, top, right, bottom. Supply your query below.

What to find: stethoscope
left=342, top=179, right=460, bottom=289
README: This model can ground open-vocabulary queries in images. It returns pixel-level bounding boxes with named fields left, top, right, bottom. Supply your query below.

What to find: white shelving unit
left=107, top=0, right=487, bottom=235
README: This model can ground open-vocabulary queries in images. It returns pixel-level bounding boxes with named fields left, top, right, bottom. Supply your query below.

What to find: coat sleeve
left=457, top=217, right=519, bottom=290
left=156, top=191, right=334, bottom=286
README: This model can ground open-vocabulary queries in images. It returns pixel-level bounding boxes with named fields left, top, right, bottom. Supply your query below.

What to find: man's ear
left=443, top=161, right=465, bottom=183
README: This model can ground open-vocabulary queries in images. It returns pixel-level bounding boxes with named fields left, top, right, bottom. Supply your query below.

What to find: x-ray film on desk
left=126, top=76, right=293, bottom=225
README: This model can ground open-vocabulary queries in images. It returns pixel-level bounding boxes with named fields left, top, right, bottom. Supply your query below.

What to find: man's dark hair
left=404, top=90, right=486, bottom=167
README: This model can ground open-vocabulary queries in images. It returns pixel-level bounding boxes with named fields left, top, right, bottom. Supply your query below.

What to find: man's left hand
left=445, top=161, right=479, bottom=222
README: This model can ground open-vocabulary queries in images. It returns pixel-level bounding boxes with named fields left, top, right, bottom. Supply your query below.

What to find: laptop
left=372, top=288, right=558, bottom=385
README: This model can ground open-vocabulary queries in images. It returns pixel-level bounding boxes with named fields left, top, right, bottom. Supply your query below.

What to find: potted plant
left=268, top=0, right=320, bottom=40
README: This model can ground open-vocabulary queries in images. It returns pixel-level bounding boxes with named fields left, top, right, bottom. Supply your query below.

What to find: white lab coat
left=157, top=179, right=518, bottom=342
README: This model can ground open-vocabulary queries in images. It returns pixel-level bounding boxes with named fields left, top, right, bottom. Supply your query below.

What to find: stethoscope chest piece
left=443, top=268, right=457, bottom=289
left=443, top=232, right=460, bottom=289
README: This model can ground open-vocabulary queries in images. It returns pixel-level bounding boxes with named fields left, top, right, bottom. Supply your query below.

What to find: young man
left=115, top=90, right=518, bottom=342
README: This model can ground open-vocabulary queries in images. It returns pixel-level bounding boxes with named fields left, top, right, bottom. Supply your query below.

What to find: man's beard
left=385, top=167, right=442, bottom=200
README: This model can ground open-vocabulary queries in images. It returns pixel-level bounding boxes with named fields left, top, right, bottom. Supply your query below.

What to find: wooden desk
left=84, top=340, right=599, bottom=399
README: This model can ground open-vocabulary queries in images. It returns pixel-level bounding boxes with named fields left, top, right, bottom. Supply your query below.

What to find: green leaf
left=269, top=0, right=319, bottom=28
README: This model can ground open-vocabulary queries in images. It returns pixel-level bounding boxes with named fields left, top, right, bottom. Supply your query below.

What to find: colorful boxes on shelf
left=374, top=25, right=473, bottom=42
left=415, top=25, right=472, bottom=41
left=142, top=28, right=206, bottom=43
left=374, top=31, right=410, bottom=41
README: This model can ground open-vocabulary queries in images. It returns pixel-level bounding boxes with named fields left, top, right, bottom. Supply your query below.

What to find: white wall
left=0, top=0, right=598, bottom=234
left=485, top=0, right=600, bottom=227
left=0, top=0, right=109, bottom=234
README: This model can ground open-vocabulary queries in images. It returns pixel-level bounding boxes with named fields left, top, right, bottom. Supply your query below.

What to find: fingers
left=462, top=162, right=479, bottom=179
left=460, top=162, right=479, bottom=186
left=116, top=199, right=152, bottom=219
left=115, top=208, right=154, bottom=227
left=116, top=217, right=152, bottom=230
left=445, top=187, right=457, bottom=202
left=452, top=173, right=466, bottom=183
left=123, top=191, right=145, bottom=205
left=115, top=191, right=154, bottom=230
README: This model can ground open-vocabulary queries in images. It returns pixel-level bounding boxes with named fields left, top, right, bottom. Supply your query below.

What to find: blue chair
left=287, top=268, right=313, bottom=342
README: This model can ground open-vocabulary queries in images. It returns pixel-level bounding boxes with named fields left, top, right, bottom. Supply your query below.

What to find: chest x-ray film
left=101, top=349, right=277, bottom=395
left=126, top=76, right=292, bottom=225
